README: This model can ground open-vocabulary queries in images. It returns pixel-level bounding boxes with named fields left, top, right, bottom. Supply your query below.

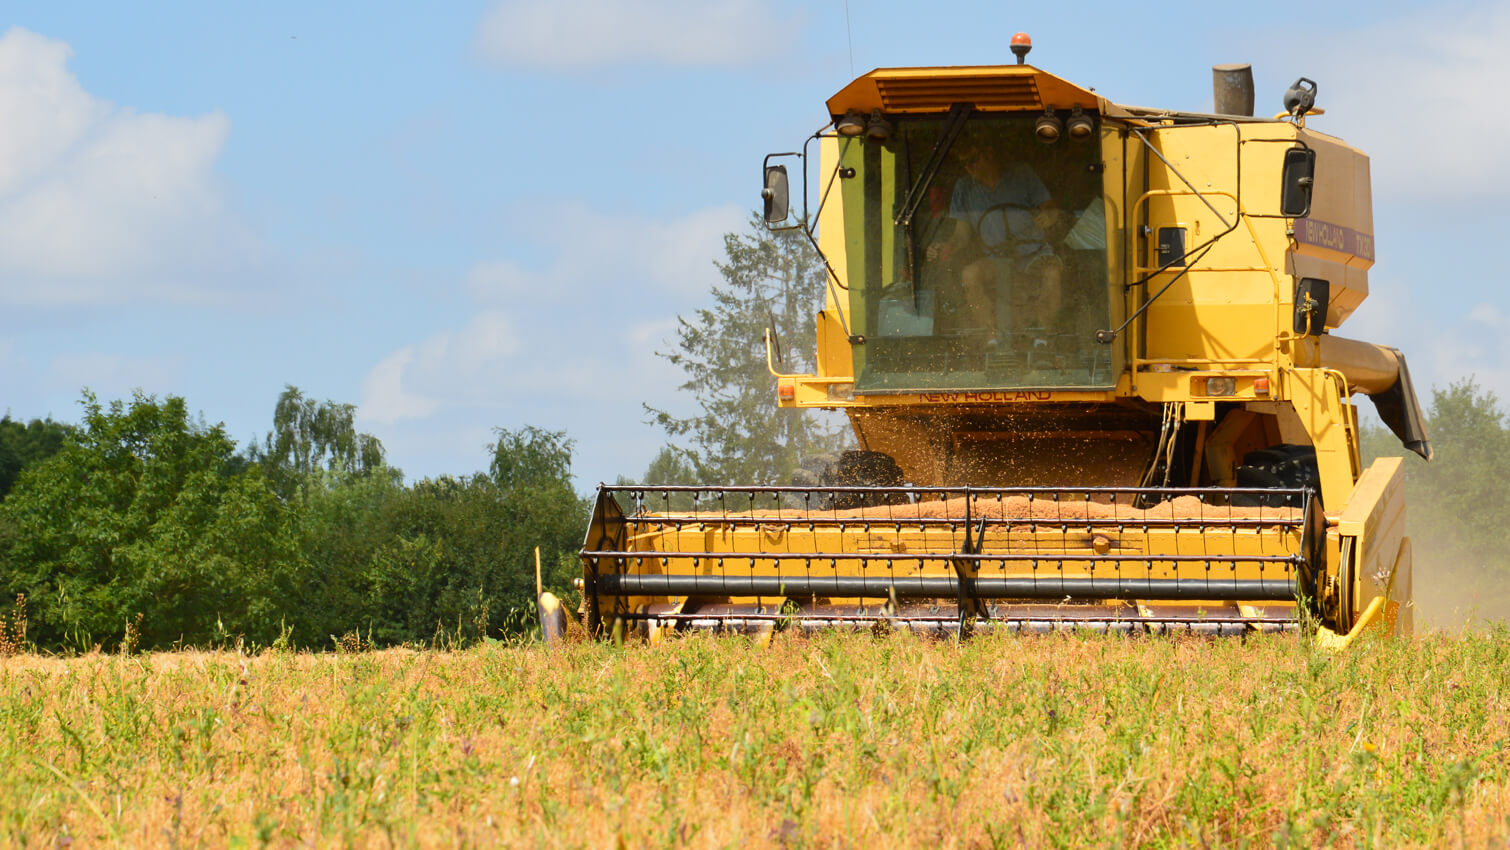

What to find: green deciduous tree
left=249, top=385, right=388, bottom=499
left=0, top=391, right=300, bottom=648
left=0, top=415, right=74, bottom=500
left=644, top=214, right=850, bottom=484
left=485, top=425, right=586, bottom=609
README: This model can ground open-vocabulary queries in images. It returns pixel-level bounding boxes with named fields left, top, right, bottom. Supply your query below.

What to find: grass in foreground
left=0, top=631, right=1507, bottom=848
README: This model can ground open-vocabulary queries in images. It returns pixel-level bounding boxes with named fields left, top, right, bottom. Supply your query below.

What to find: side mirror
left=762, top=165, right=790, bottom=224
left=1280, top=147, right=1316, bottom=218
left=1293, top=277, right=1330, bottom=336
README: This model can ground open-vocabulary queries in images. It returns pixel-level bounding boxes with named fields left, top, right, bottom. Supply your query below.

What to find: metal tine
left=776, top=487, right=792, bottom=607
left=1187, top=489, right=1202, bottom=553
left=1026, top=491, right=1036, bottom=544
left=1057, top=491, right=1068, bottom=555
left=748, top=489, right=761, bottom=600
left=1229, top=486, right=1240, bottom=561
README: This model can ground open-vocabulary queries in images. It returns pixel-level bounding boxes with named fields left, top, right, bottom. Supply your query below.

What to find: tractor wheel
left=789, top=450, right=907, bottom=510
left=1233, top=444, right=1320, bottom=508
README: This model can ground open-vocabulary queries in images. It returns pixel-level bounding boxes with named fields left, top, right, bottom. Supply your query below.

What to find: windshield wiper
left=895, top=102, right=974, bottom=229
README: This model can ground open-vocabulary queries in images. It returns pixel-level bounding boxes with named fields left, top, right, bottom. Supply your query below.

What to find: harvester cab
left=576, top=39, right=1429, bottom=645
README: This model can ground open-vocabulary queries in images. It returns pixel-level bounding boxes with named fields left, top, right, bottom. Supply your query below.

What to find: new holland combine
left=565, top=38, right=1430, bottom=646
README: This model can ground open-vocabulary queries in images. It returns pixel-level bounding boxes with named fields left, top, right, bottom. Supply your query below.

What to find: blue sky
left=2, top=0, right=1506, bottom=486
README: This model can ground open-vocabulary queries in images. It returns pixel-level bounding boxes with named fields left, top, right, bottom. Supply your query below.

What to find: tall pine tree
left=645, top=215, right=850, bottom=484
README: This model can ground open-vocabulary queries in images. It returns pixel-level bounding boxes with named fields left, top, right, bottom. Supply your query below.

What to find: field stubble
left=0, top=631, right=1507, bottom=848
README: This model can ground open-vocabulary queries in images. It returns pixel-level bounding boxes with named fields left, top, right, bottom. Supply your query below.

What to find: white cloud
left=474, top=0, right=792, bottom=70
left=465, top=203, right=744, bottom=302
left=360, top=307, right=641, bottom=427
left=0, top=27, right=257, bottom=306
left=360, top=311, right=520, bottom=425
left=1467, top=303, right=1503, bottom=326
left=360, top=347, right=440, bottom=425
left=359, top=202, right=735, bottom=426
left=1295, top=2, right=1510, bottom=202
left=0, top=31, right=103, bottom=198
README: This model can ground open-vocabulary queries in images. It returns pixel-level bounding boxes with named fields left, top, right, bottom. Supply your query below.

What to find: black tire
left=831, top=450, right=907, bottom=510
left=788, top=450, right=908, bottom=510
left=1233, top=444, right=1319, bottom=508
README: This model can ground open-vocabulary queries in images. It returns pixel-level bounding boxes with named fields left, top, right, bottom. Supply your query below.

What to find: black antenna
left=842, top=0, right=855, bottom=77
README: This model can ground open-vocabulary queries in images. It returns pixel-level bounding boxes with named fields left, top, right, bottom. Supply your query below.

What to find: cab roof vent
left=875, top=75, right=1040, bottom=112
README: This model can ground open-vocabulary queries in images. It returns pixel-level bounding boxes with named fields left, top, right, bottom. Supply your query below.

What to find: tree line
left=0, top=388, right=586, bottom=651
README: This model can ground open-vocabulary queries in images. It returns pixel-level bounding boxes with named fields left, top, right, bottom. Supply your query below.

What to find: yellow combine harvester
left=571, top=39, right=1431, bottom=644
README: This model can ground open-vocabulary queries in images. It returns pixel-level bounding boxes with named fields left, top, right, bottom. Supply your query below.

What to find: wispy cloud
left=465, top=202, right=745, bottom=303
left=1291, top=1, right=1510, bottom=203
left=474, top=0, right=795, bottom=70
left=360, top=346, right=440, bottom=425
left=0, top=27, right=259, bottom=306
left=360, top=311, right=518, bottom=424
left=358, top=202, right=734, bottom=427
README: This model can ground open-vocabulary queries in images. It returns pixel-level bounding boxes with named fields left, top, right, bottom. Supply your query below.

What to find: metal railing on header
left=580, top=483, right=1315, bottom=604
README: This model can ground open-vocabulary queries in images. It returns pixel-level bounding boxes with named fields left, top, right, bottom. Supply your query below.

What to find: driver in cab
left=944, top=138, right=1066, bottom=344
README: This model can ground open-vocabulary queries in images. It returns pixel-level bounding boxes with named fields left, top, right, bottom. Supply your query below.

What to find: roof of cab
left=825, top=65, right=1113, bottom=117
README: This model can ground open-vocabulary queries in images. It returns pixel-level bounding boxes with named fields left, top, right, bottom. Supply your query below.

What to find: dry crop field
left=0, top=631, right=1507, bottom=848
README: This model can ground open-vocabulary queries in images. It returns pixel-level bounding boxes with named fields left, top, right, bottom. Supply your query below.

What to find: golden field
left=0, top=631, right=1507, bottom=848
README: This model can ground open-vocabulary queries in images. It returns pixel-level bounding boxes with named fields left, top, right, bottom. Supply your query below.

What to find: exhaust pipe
left=1213, top=63, right=1255, bottom=117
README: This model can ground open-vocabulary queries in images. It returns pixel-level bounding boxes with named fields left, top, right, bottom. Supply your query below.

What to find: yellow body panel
left=1337, top=457, right=1408, bottom=625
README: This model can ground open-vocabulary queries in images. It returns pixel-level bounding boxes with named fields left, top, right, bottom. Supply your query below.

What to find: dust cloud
left=1412, top=543, right=1510, bottom=632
